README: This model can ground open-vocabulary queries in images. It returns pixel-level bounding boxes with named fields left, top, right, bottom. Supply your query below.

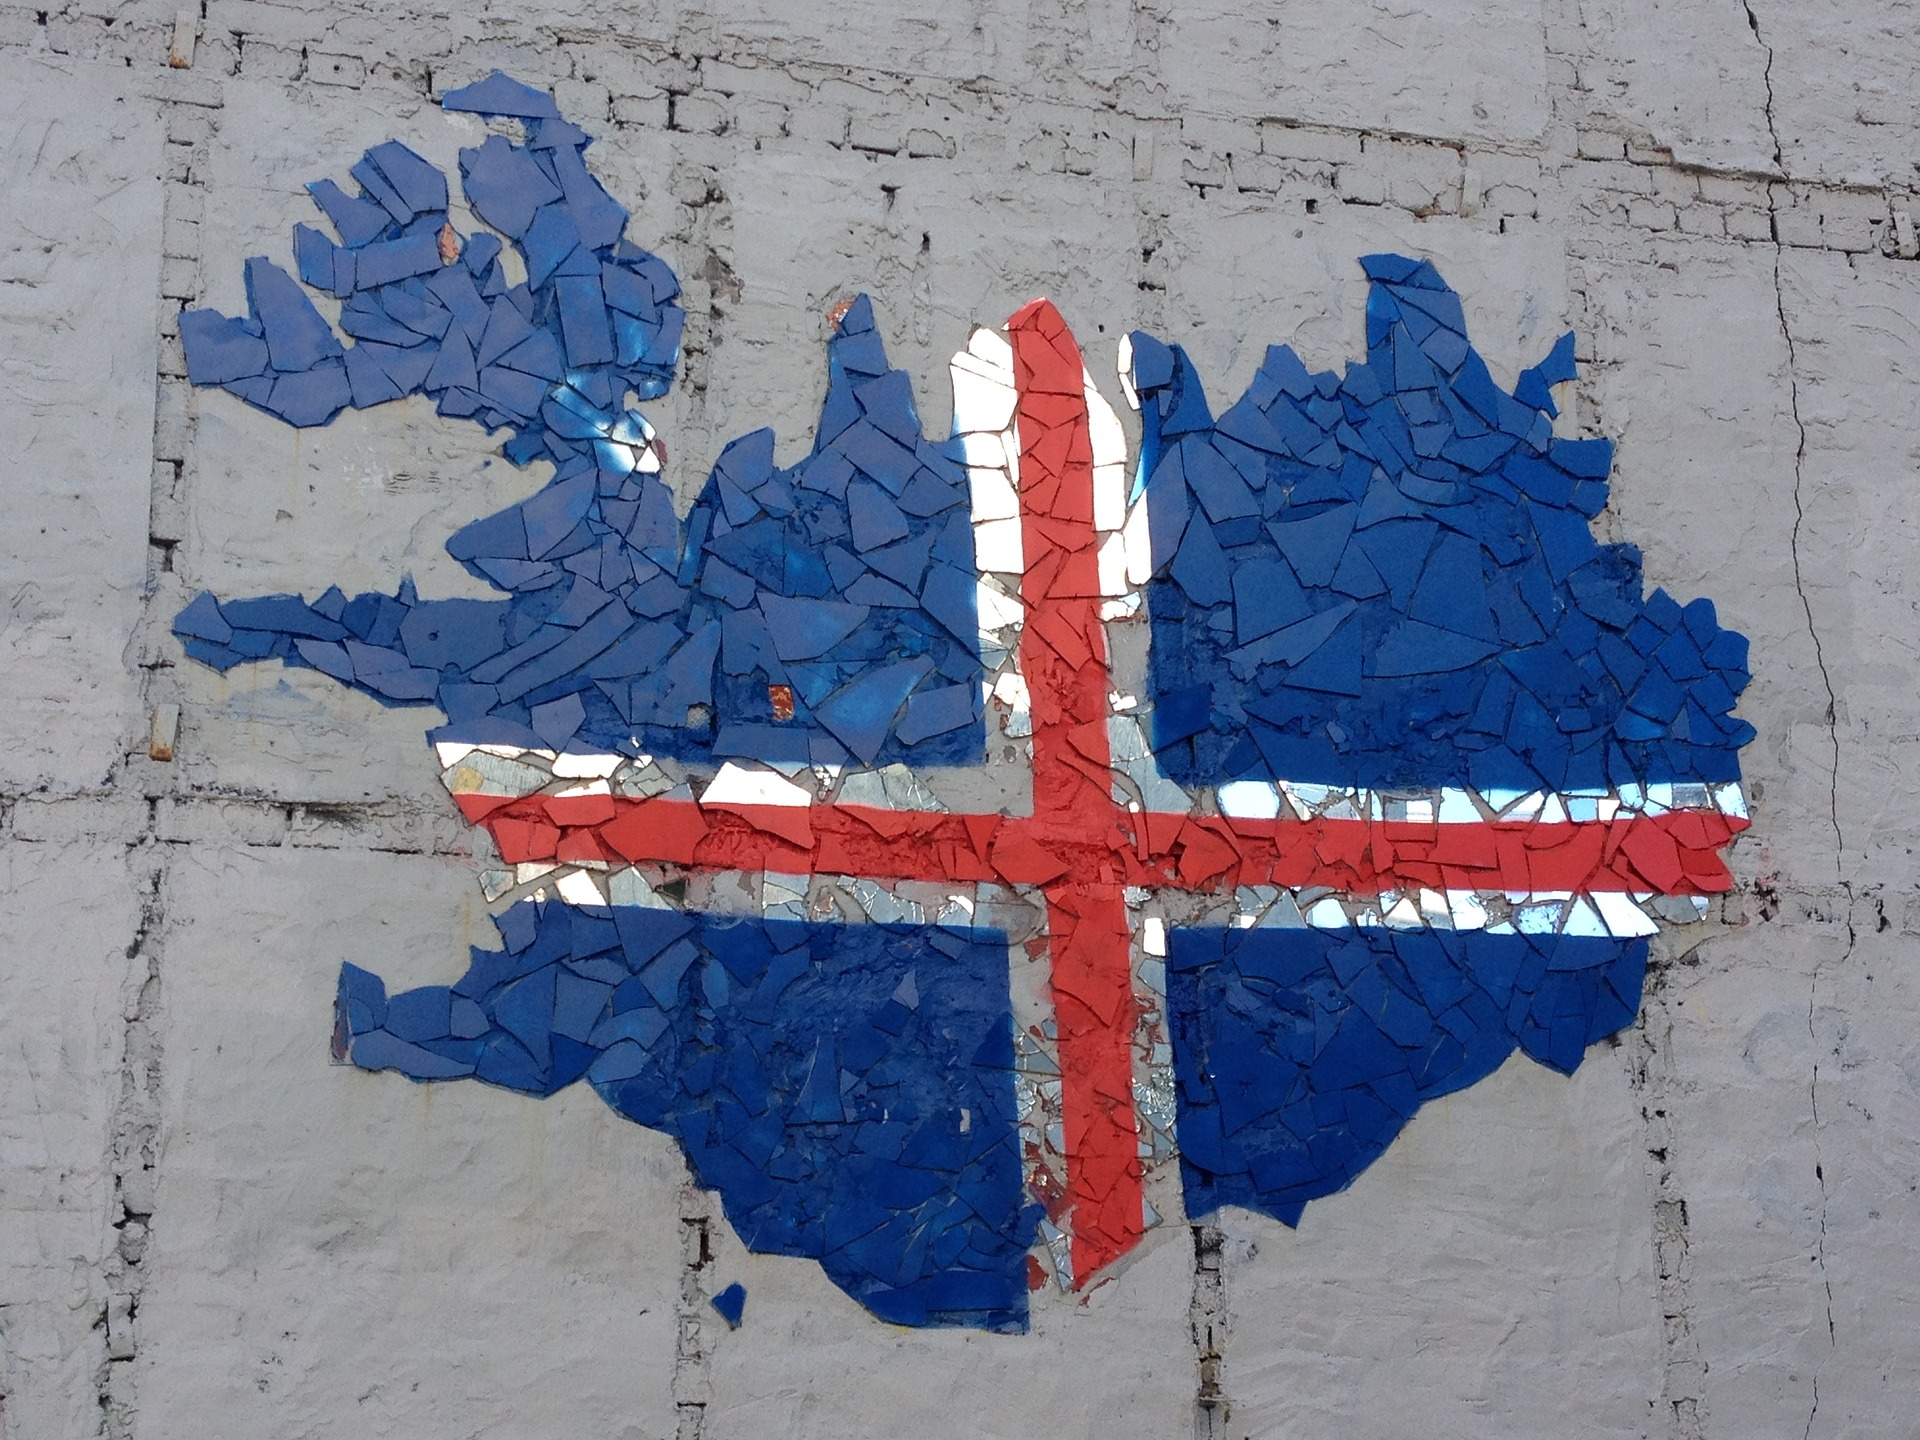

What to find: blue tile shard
left=711, top=1282, right=748, bottom=1328
left=1128, top=255, right=1755, bottom=795
left=337, top=902, right=1037, bottom=1331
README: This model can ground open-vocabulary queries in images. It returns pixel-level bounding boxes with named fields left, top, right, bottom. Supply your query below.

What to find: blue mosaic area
left=167, top=73, right=1755, bottom=1330
left=338, top=902, right=1038, bottom=1331
left=1130, top=255, right=1755, bottom=794
left=177, top=71, right=982, bottom=769
left=1166, top=926, right=1647, bottom=1226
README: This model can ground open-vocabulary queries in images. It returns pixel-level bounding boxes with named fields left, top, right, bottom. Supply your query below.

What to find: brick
left=1775, top=202, right=1825, bottom=248
left=785, top=99, right=848, bottom=146
left=905, top=128, right=955, bottom=160
left=1259, top=121, right=1360, bottom=165
left=1823, top=212, right=1885, bottom=253
left=152, top=383, right=190, bottom=462
left=286, top=803, right=470, bottom=854
left=1650, top=168, right=1700, bottom=204
left=1470, top=150, right=1540, bottom=189
left=158, top=256, right=198, bottom=302
left=1675, top=204, right=1727, bottom=238
left=551, top=80, right=611, bottom=124
left=671, top=91, right=729, bottom=135
left=150, top=489, right=187, bottom=546
left=164, top=107, right=212, bottom=147
left=703, top=60, right=811, bottom=104
left=1628, top=199, right=1678, bottom=231
left=167, top=183, right=203, bottom=227
left=307, top=52, right=366, bottom=88
left=612, top=93, right=671, bottom=129
left=1336, top=163, right=1386, bottom=206
left=732, top=97, right=790, bottom=140
left=1382, top=145, right=1462, bottom=213
left=1725, top=205, right=1774, bottom=241
left=1021, top=131, right=1066, bottom=175
left=1485, top=184, right=1538, bottom=218
left=154, top=798, right=288, bottom=847
left=0, top=7, right=44, bottom=47
left=1698, top=173, right=1771, bottom=207
left=1581, top=160, right=1654, bottom=196
left=156, top=332, right=188, bottom=380
left=1180, top=113, right=1247, bottom=161
left=161, top=214, right=200, bottom=259
left=1181, top=154, right=1230, bottom=191
left=10, top=794, right=148, bottom=844
left=847, top=115, right=901, bottom=154
left=240, top=40, right=305, bottom=81
left=1576, top=128, right=1627, bottom=161
left=1230, top=153, right=1288, bottom=194
left=1132, top=129, right=1155, bottom=182
left=205, top=0, right=323, bottom=44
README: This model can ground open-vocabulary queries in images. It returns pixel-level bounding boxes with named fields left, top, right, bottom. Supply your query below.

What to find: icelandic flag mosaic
left=176, top=73, right=1753, bottom=1333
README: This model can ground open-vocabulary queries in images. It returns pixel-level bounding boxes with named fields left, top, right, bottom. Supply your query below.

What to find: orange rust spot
left=768, top=684, right=795, bottom=721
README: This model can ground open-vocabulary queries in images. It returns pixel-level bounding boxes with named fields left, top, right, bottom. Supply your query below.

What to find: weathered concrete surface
left=0, top=838, right=142, bottom=1440
left=139, top=845, right=684, bottom=1440
left=1, top=0, right=1918, bottom=1435
left=1218, top=1047, right=1663, bottom=1439
left=1157, top=0, right=1553, bottom=147
left=0, top=57, right=163, bottom=791
left=703, top=1224, right=1195, bottom=1440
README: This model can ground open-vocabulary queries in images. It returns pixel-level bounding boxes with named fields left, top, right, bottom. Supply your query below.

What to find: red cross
left=452, top=301, right=1746, bottom=1286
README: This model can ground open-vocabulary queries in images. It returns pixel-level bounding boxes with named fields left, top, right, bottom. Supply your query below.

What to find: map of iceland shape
left=176, top=72, right=1755, bottom=1333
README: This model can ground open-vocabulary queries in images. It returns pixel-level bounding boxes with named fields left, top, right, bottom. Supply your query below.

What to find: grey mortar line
left=89, top=59, right=225, bottom=1437
left=673, top=1186, right=718, bottom=1440
left=1631, top=940, right=1713, bottom=1440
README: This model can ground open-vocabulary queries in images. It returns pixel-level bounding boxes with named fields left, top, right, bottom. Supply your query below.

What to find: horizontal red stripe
left=455, top=791, right=1747, bottom=897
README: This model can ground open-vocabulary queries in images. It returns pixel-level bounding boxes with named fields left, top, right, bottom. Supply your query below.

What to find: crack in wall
left=1743, top=7, right=1844, bottom=1434
left=87, top=71, right=222, bottom=1436
left=673, top=1187, right=717, bottom=1440
left=1187, top=1223, right=1230, bottom=1440
left=98, top=859, right=165, bottom=1440
left=1631, top=944, right=1710, bottom=1440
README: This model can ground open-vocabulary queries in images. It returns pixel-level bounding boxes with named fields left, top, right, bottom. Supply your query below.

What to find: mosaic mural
left=177, top=73, right=1753, bottom=1332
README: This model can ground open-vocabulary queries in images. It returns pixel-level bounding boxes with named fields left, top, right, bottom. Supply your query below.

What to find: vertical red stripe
left=1008, top=300, right=1145, bottom=1281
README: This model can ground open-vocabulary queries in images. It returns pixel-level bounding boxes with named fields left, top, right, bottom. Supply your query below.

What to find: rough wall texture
left=1, top=1, right=1916, bottom=1436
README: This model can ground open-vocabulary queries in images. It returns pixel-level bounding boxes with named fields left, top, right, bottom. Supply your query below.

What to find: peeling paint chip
left=167, top=5, right=195, bottom=67
left=148, top=703, right=180, bottom=762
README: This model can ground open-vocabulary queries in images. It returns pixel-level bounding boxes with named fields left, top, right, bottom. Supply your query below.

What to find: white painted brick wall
left=2, top=2, right=1918, bottom=1435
